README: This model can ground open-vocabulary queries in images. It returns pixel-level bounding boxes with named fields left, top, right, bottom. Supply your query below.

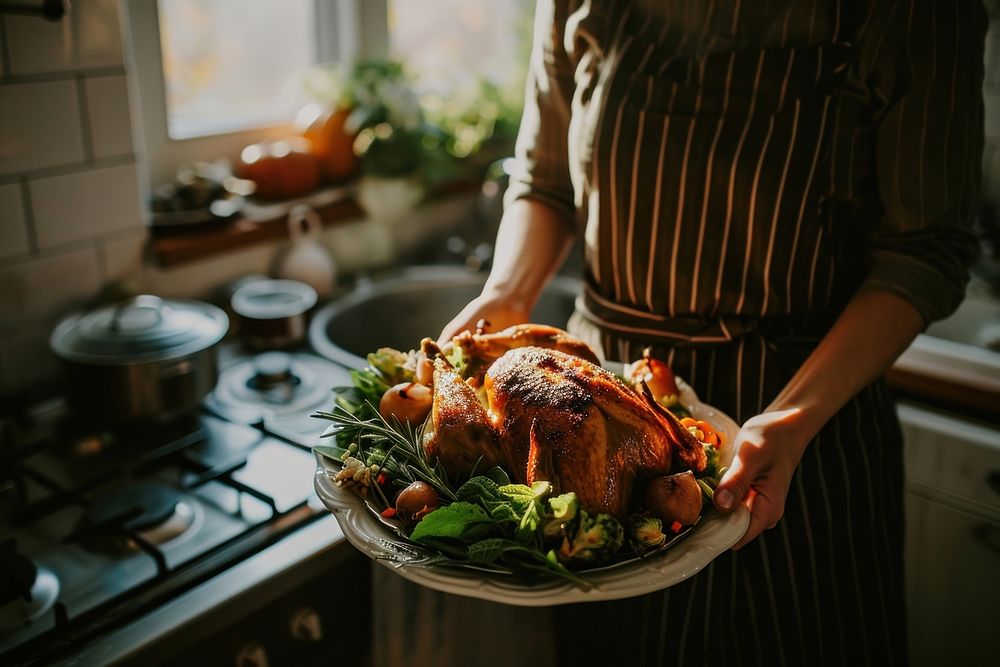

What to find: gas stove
left=0, top=348, right=367, bottom=666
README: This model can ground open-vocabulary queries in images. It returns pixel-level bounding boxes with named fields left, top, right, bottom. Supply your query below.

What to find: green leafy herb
left=410, top=502, right=495, bottom=543
left=366, top=348, right=414, bottom=385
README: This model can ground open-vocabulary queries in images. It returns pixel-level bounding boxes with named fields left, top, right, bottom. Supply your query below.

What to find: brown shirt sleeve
left=503, top=0, right=578, bottom=231
left=859, top=0, right=988, bottom=324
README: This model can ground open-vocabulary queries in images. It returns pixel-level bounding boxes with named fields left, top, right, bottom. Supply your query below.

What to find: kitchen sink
left=308, top=265, right=581, bottom=369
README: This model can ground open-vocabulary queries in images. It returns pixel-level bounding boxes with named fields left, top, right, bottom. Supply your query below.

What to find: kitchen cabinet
left=898, top=401, right=1000, bottom=666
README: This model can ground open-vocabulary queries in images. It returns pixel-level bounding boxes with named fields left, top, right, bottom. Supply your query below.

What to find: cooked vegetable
left=701, top=443, right=721, bottom=480
left=395, top=481, right=441, bottom=521
left=333, top=455, right=376, bottom=494
left=630, top=516, right=667, bottom=549
left=379, top=382, right=432, bottom=426
left=644, top=471, right=703, bottom=527
left=367, top=348, right=415, bottom=385
left=680, top=417, right=723, bottom=446
left=558, top=511, right=624, bottom=564
left=628, top=349, right=679, bottom=401
left=548, top=492, right=579, bottom=521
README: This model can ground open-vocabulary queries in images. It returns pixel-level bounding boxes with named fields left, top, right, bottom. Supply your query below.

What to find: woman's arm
left=437, top=198, right=576, bottom=343
left=439, top=0, right=577, bottom=343
left=714, top=290, right=923, bottom=549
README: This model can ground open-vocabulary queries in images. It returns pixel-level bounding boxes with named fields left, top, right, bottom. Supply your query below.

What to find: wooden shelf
left=149, top=179, right=480, bottom=267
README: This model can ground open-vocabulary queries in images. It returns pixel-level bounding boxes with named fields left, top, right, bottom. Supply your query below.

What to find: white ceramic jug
left=272, top=205, right=336, bottom=298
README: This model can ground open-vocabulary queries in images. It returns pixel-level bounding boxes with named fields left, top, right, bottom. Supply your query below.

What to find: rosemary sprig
left=314, top=403, right=459, bottom=503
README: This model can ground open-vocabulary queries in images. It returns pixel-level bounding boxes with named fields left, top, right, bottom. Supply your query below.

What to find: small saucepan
left=231, top=279, right=317, bottom=351
left=50, top=295, right=229, bottom=424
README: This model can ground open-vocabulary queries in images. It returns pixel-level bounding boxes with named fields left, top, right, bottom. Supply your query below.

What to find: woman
left=433, top=1, right=986, bottom=664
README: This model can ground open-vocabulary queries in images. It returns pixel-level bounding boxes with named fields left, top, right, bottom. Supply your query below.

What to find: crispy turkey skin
left=421, top=357, right=501, bottom=480
left=482, top=347, right=706, bottom=517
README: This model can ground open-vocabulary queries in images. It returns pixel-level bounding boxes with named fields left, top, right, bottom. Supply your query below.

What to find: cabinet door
left=905, top=491, right=1000, bottom=666
left=899, top=403, right=1000, bottom=517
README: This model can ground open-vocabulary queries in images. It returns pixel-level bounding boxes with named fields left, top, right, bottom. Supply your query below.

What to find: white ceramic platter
left=313, top=376, right=750, bottom=606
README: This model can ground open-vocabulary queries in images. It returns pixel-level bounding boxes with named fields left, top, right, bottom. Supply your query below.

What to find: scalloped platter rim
left=313, top=372, right=750, bottom=606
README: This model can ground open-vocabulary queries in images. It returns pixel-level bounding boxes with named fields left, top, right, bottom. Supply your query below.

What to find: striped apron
left=556, top=1, right=908, bottom=664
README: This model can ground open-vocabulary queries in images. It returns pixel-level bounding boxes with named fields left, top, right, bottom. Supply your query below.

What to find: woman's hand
left=437, top=291, right=531, bottom=346
left=712, top=292, right=926, bottom=550
left=435, top=199, right=575, bottom=345
left=713, top=408, right=811, bottom=550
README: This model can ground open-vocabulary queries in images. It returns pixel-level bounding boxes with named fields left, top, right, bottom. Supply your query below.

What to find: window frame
left=122, top=0, right=388, bottom=189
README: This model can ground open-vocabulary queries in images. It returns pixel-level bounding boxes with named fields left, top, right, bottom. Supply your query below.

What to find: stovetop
left=0, top=349, right=351, bottom=665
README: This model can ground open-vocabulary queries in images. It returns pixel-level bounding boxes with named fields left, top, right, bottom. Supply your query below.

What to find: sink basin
left=309, top=266, right=581, bottom=369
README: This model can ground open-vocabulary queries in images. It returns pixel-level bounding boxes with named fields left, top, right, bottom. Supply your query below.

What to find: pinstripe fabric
left=503, top=1, right=988, bottom=665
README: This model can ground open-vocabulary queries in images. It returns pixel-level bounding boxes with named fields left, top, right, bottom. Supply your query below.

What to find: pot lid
left=51, top=295, right=229, bottom=364
left=231, top=279, right=317, bottom=320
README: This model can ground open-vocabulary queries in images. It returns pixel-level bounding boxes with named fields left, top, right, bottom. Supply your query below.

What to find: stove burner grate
left=84, top=481, right=181, bottom=533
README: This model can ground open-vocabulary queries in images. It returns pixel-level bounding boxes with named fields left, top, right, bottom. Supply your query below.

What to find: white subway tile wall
left=0, top=81, right=85, bottom=175
left=4, top=0, right=123, bottom=75
left=98, top=229, right=147, bottom=284
left=86, top=76, right=134, bottom=159
left=0, top=183, right=29, bottom=259
left=29, top=163, right=143, bottom=249
left=0, top=2, right=141, bottom=395
left=0, top=245, right=102, bottom=324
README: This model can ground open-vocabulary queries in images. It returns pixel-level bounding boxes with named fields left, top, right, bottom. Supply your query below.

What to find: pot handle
left=288, top=204, right=322, bottom=241
left=109, top=294, right=166, bottom=332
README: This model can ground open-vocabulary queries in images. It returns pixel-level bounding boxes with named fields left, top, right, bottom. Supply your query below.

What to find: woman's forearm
left=715, top=289, right=926, bottom=545
left=481, top=198, right=576, bottom=311
left=437, top=198, right=576, bottom=343
left=767, top=290, right=925, bottom=444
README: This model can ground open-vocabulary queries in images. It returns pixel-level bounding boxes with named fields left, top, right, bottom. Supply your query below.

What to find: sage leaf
left=410, top=502, right=494, bottom=543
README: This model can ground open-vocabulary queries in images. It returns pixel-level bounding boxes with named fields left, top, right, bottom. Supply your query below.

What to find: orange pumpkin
left=296, top=103, right=360, bottom=184
left=236, top=138, right=322, bottom=200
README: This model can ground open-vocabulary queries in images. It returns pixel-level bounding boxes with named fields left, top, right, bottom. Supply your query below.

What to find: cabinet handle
left=973, top=523, right=1000, bottom=556
left=987, top=471, right=1000, bottom=498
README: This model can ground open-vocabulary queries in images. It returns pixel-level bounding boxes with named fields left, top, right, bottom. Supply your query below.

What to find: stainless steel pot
left=231, top=279, right=317, bottom=351
left=50, top=295, right=229, bottom=423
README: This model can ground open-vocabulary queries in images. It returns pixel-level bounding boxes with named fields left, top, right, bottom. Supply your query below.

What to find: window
left=387, top=0, right=533, bottom=97
left=124, top=0, right=351, bottom=185
left=157, top=0, right=317, bottom=140
left=125, top=0, right=531, bottom=188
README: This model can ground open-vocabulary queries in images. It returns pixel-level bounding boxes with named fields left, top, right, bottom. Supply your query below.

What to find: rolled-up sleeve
left=860, top=0, right=987, bottom=324
left=503, top=0, right=577, bottom=229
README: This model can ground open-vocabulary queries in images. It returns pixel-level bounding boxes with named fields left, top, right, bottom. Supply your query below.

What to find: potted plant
left=302, top=60, right=455, bottom=225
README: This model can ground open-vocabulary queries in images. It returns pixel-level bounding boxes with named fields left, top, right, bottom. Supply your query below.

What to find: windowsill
left=149, top=178, right=480, bottom=267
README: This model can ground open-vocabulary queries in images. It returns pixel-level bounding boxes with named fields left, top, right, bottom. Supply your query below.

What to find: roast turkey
left=421, top=325, right=706, bottom=517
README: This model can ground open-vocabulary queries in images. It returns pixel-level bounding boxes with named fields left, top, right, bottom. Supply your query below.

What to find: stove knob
left=253, top=352, right=294, bottom=386
left=289, top=606, right=323, bottom=642
left=234, top=640, right=269, bottom=667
